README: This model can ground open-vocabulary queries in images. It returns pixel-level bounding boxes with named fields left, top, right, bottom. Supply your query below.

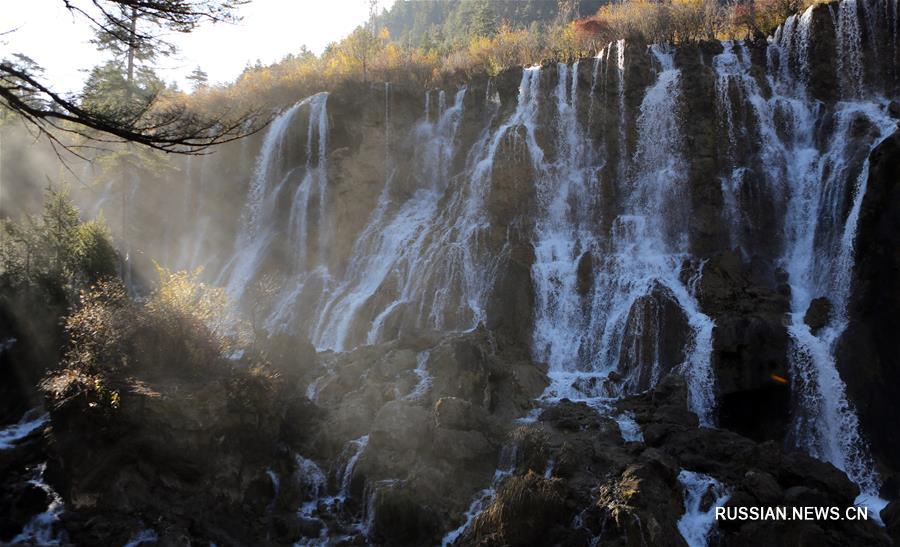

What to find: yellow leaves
left=175, top=0, right=823, bottom=114
left=147, top=263, right=252, bottom=354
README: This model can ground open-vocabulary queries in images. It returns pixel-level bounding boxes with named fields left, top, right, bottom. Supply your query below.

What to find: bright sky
left=1, top=0, right=391, bottom=92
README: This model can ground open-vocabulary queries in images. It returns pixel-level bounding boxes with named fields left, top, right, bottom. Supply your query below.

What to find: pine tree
left=187, top=66, right=209, bottom=92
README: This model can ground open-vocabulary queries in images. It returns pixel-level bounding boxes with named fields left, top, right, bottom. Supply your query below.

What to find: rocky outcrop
left=615, top=282, right=691, bottom=394
left=38, top=361, right=315, bottom=546
left=0, top=425, right=50, bottom=542
left=286, top=328, right=548, bottom=545
left=696, top=250, right=792, bottom=442
left=449, top=376, right=888, bottom=547
left=838, top=130, right=900, bottom=482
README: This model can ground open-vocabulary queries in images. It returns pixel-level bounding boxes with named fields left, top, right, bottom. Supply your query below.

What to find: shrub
left=139, top=265, right=249, bottom=370
left=58, top=266, right=249, bottom=387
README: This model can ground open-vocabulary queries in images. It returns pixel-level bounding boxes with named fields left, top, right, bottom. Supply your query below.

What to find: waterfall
left=530, top=50, right=716, bottom=425
left=531, top=61, right=604, bottom=387
left=291, top=438, right=372, bottom=543
left=782, top=103, right=896, bottom=503
left=441, top=443, right=518, bottom=546
left=11, top=462, right=66, bottom=545
left=676, top=470, right=730, bottom=547
left=337, top=435, right=369, bottom=500
left=310, top=87, right=469, bottom=350
left=710, top=13, right=898, bottom=507
left=0, top=408, right=47, bottom=450
left=616, top=39, right=627, bottom=180
left=838, top=0, right=866, bottom=98
left=404, top=350, right=433, bottom=401
left=201, top=3, right=895, bottom=539
left=219, top=93, right=330, bottom=307
left=614, top=412, right=644, bottom=442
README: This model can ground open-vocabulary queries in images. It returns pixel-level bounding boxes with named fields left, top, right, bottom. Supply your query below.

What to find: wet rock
left=433, top=428, right=493, bottom=462
left=575, top=249, right=594, bottom=296
left=883, top=501, right=900, bottom=543
left=484, top=242, right=536, bottom=348
left=370, top=401, right=431, bottom=452
left=371, top=481, right=441, bottom=545
left=803, top=296, right=832, bottom=333
left=615, top=282, right=691, bottom=394
left=740, top=470, right=782, bottom=505
left=889, top=100, right=900, bottom=119
left=487, top=124, right=537, bottom=227
left=271, top=512, right=305, bottom=544
left=696, top=250, right=791, bottom=442
left=434, top=397, right=488, bottom=431
left=591, top=454, right=685, bottom=547
left=40, top=365, right=299, bottom=545
left=838, top=130, right=900, bottom=471
left=806, top=3, right=839, bottom=103
left=257, top=331, right=318, bottom=377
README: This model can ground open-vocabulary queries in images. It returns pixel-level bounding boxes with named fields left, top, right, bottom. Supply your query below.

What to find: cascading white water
left=838, top=0, right=866, bottom=98
left=0, top=408, right=47, bottom=450
left=337, top=435, right=368, bottom=499
left=713, top=13, right=897, bottom=509
left=442, top=443, right=518, bottom=546
left=219, top=93, right=330, bottom=306
left=310, top=87, right=469, bottom=350
left=404, top=350, right=433, bottom=401
left=291, top=437, right=372, bottom=544
left=11, top=462, right=66, bottom=545
left=615, top=412, right=644, bottom=442
left=530, top=49, right=716, bottom=425
left=616, top=39, right=627, bottom=180
left=531, top=61, right=600, bottom=378
left=676, top=470, right=730, bottom=547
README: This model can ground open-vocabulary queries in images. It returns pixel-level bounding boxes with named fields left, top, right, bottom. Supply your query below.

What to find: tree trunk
left=125, top=8, right=137, bottom=103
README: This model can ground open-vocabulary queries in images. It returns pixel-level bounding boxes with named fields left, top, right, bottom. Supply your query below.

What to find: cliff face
left=215, top=0, right=897, bottom=466
left=4, top=0, right=900, bottom=544
left=839, top=129, right=900, bottom=482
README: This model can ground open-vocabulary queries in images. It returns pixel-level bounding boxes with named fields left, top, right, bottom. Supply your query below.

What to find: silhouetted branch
left=1, top=0, right=262, bottom=155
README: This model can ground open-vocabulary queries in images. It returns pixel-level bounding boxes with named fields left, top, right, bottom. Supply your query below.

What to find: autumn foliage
left=181, top=0, right=824, bottom=120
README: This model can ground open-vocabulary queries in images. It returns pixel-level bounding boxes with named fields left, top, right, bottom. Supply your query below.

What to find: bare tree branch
left=1, top=0, right=262, bottom=156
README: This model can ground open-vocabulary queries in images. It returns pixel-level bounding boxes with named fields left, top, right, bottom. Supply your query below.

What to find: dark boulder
left=838, top=130, right=900, bottom=472
left=803, top=296, right=832, bottom=333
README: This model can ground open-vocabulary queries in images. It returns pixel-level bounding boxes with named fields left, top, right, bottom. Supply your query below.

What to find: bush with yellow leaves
left=46, top=266, right=253, bottom=408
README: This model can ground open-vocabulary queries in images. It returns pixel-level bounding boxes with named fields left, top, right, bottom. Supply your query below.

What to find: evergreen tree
left=469, top=0, right=498, bottom=37
left=0, top=0, right=253, bottom=154
left=186, top=66, right=209, bottom=92
left=90, top=5, right=176, bottom=105
left=81, top=61, right=164, bottom=117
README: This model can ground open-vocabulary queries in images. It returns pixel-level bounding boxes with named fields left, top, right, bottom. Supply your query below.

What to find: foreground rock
left=301, top=327, right=549, bottom=545
left=38, top=362, right=316, bottom=546
left=453, top=377, right=889, bottom=547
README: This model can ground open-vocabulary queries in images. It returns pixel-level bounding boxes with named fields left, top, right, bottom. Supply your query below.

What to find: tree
left=469, top=1, right=498, bottom=37
left=186, top=66, right=209, bottom=91
left=343, top=27, right=381, bottom=81
left=0, top=185, right=118, bottom=298
left=0, top=0, right=257, bottom=156
left=91, top=3, right=177, bottom=102
left=81, top=60, right=164, bottom=118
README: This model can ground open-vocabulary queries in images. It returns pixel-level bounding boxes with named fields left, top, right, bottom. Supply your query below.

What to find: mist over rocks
left=1, top=0, right=900, bottom=544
